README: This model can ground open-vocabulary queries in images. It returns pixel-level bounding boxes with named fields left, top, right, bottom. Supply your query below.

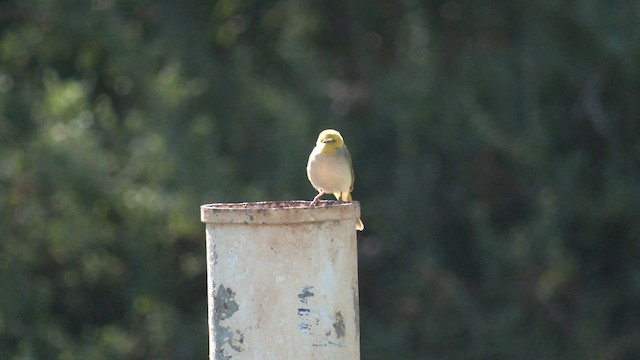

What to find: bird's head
left=316, top=129, right=344, bottom=153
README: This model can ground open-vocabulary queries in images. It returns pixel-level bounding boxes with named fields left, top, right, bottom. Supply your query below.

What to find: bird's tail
left=334, top=192, right=352, bottom=202
left=334, top=192, right=364, bottom=231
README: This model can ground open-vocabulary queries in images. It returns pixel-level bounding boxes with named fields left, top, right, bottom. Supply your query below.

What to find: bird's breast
left=307, top=149, right=352, bottom=193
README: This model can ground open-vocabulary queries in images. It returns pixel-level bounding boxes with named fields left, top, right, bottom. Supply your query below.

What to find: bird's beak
left=321, top=138, right=335, bottom=143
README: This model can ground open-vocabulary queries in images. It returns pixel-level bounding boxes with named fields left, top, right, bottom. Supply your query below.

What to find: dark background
left=1, top=1, right=639, bottom=359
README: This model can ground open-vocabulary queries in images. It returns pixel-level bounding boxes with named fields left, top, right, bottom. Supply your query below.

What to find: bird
left=307, top=129, right=364, bottom=231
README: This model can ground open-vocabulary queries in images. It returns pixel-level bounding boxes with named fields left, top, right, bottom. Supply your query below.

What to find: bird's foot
left=310, top=192, right=324, bottom=206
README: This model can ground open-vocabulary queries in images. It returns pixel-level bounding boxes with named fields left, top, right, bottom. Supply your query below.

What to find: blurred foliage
left=1, top=0, right=639, bottom=359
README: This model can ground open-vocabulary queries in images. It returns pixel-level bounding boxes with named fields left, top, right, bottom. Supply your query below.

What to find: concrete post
left=200, top=201, right=361, bottom=360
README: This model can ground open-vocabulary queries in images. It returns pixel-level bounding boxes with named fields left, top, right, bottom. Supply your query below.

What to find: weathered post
left=200, top=201, right=361, bottom=360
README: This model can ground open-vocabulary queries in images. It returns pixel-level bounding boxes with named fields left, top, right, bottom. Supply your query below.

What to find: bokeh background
left=2, top=0, right=640, bottom=359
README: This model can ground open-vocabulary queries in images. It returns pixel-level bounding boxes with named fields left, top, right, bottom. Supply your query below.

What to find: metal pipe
left=201, top=201, right=361, bottom=360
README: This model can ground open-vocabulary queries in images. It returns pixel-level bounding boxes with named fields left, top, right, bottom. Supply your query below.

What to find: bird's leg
left=310, top=190, right=325, bottom=206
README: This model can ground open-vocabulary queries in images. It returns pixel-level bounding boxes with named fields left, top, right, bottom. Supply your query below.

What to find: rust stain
left=267, top=235, right=283, bottom=251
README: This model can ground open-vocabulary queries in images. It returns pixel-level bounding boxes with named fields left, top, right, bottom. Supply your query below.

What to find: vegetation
left=1, top=1, right=639, bottom=359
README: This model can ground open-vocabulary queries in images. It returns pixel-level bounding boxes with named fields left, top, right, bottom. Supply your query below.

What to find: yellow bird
left=307, top=129, right=364, bottom=231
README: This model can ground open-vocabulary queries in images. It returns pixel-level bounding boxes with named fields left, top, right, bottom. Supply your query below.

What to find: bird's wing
left=343, top=145, right=355, bottom=193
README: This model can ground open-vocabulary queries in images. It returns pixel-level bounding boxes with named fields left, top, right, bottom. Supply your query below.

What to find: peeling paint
left=231, top=330, right=245, bottom=351
left=214, top=285, right=243, bottom=358
left=215, top=327, right=234, bottom=359
left=297, top=286, right=317, bottom=335
left=215, top=285, right=239, bottom=320
left=333, top=311, right=345, bottom=339
left=297, top=308, right=312, bottom=333
left=297, top=286, right=315, bottom=304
